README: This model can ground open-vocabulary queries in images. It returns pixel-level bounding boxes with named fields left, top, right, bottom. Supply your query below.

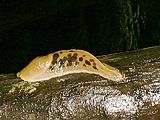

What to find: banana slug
left=17, top=49, right=125, bottom=82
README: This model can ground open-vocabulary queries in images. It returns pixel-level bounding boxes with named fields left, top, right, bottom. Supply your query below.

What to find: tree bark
left=0, top=46, right=160, bottom=120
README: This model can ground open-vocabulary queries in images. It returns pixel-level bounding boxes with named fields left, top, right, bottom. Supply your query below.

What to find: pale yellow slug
left=17, top=49, right=125, bottom=82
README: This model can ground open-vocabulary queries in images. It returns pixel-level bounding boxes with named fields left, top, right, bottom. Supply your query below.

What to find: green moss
left=8, top=81, right=40, bottom=94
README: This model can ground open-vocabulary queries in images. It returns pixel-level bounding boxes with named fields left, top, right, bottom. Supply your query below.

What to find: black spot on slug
left=67, top=62, right=72, bottom=66
left=67, top=53, right=77, bottom=63
left=73, top=53, right=78, bottom=57
left=62, top=56, right=67, bottom=62
left=53, top=53, right=59, bottom=58
left=79, top=57, right=83, bottom=61
left=85, top=60, right=91, bottom=65
left=93, top=62, right=96, bottom=66
left=69, top=50, right=75, bottom=52
left=49, top=65, right=54, bottom=70
left=67, top=53, right=72, bottom=58
left=52, top=53, right=59, bottom=65
left=92, top=62, right=98, bottom=70
left=72, top=53, right=78, bottom=62
left=89, top=59, right=94, bottom=62
left=93, top=66, right=98, bottom=70
left=75, top=61, right=79, bottom=65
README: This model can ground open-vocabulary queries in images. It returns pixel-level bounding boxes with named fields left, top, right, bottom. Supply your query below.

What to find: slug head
left=17, top=54, right=53, bottom=82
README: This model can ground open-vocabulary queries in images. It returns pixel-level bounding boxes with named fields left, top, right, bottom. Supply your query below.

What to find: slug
left=17, top=49, right=125, bottom=82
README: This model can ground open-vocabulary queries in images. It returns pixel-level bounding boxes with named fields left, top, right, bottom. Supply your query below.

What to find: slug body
left=17, top=49, right=124, bottom=82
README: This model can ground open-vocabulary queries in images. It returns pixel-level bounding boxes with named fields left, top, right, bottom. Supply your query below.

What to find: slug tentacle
left=17, top=49, right=125, bottom=82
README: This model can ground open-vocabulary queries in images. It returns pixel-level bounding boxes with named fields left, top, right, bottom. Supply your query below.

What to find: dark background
left=0, top=0, right=160, bottom=73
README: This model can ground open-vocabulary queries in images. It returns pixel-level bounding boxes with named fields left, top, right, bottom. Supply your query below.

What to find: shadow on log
left=0, top=46, right=160, bottom=120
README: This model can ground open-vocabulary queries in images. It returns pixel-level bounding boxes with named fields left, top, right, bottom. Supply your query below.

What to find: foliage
left=116, top=0, right=146, bottom=51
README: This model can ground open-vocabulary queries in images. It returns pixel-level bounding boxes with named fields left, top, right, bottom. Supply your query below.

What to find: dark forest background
left=0, top=0, right=160, bottom=73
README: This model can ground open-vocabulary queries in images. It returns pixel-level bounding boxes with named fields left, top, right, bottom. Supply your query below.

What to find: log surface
left=0, top=46, right=160, bottom=120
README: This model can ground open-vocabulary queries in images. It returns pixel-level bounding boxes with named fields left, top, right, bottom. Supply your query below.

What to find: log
left=0, top=46, right=160, bottom=120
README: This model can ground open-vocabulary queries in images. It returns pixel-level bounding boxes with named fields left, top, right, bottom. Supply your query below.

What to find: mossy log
left=0, top=46, right=160, bottom=120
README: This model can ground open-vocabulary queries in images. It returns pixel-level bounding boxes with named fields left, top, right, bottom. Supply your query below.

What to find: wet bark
left=0, top=46, right=160, bottom=120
